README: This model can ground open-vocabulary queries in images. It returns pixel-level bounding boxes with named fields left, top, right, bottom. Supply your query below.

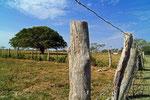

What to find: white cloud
left=132, top=10, right=150, bottom=21
left=106, top=32, right=123, bottom=40
left=87, top=3, right=92, bottom=7
left=100, top=0, right=120, bottom=6
left=5, top=0, right=68, bottom=19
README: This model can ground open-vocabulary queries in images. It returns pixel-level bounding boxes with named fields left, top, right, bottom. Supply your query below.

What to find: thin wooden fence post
left=38, top=48, right=41, bottom=60
left=108, top=49, right=112, bottom=68
left=47, top=49, right=50, bottom=61
left=31, top=49, right=33, bottom=59
left=68, top=21, right=91, bottom=100
left=17, top=48, right=19, bottom=58
left=118, top=43, right=138, bottom=100
left=8, top=48, right=11, bottom=57
left=112, top=33, right=133, bottom=100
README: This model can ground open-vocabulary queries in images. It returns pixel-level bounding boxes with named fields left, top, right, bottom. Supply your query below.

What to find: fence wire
left=95, top=61, right=139, bottom=100
left=75, top=0, right=129, bottom=36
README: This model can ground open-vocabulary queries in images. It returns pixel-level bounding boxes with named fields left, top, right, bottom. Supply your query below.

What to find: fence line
left=75, top=0, right=129, bottom=35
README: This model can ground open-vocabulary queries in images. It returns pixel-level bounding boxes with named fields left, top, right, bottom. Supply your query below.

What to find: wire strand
left=75, top=0, right=129, bottom=35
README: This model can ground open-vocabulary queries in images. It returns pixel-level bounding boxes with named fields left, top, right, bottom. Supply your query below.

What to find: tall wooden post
left=8, top=48, right=11, bottom=57
left=118, top=43, right=138, bottom=100
left=108, top=49, right=112, bottom=68
left=47, top=49, right=50, bottom=61
left=68, top=21, right=91, bottom=100
left=112, top=33, right=133, bottom=100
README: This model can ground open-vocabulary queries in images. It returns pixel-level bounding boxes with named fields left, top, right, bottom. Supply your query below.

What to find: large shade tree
left=9, top=26, right=67, bottom=54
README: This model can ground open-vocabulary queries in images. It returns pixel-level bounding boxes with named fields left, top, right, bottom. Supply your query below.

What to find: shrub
left=17, top=54, right=25, bottom=59
left=90, top=55, right=97, bottom=66
left=43, top=55, right=55, bottom=61
left=1, top=54, right=8, bottom=58
left=56, top=56, right=67, bottom=63
left=96, top=60, right=106, bottom=67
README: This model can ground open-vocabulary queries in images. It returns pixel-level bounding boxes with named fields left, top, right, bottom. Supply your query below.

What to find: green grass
left=0, top=57, right=116, bottom=100
left=128, top=55, right=150, bottom=100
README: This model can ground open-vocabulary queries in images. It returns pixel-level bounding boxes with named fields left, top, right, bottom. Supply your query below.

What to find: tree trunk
left=112, top=33, right=133, bottom=100
left=47, top=49, right=50, bottom=61
left=118, top=43, right=138, bottom=100
left=108, top=49, right=112, bottom=68
left=68, top=21, right=91, bottom=100
left=40, top=47, right=45, bottom=54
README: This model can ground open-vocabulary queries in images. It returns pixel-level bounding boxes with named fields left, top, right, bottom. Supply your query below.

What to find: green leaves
left=9, top=26, right=67, bottom=53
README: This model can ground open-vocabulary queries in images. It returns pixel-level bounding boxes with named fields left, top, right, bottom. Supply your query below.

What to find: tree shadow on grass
left=129, top=94, right=150, bottom=99
left=143, top=68, right=150, bottom=71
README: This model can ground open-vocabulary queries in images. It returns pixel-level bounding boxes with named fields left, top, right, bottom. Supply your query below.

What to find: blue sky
left=0, top=0, right=150, bottom=49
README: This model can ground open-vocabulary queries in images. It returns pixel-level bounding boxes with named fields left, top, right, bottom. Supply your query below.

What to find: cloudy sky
left=0, top=0, right=150, bottom=49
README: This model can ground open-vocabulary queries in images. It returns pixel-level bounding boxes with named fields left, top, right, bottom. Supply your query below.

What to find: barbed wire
left=96, top=60, right=139, bottom=100
left=74, top=0, right=129, bottom=36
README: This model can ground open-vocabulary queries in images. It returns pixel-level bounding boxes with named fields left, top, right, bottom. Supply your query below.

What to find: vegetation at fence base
left=56, top=55, right=68, bottom=63
left=91, top=55, right=107, bottom=67
left=0, top=58, right=115, bottom=100
left=0, top=49, right=120, bottom=67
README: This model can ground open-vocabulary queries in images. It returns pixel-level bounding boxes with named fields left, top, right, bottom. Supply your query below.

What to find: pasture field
left=0, top=51, right=121, bottom=100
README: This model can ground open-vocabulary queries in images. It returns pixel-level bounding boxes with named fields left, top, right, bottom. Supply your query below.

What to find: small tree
left=134, top=38, right=150, bottom=54
left=90, top=43, right=105, bottom=52
left=9, top=26, right=67, bottom=54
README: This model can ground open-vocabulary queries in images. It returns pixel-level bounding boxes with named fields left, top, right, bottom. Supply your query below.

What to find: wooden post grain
left=68, top=21, right=91, bottom=100
left=108, top=49, right=112, bottom=68
left=112, top=33, right=133, bottom=100
left=118, top=43, right=138, bottom=100
left=47, top=49, right=50, bottom=61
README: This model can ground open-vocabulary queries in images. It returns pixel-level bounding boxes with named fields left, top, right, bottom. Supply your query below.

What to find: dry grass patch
left=0, top=56, right=117, bottom=100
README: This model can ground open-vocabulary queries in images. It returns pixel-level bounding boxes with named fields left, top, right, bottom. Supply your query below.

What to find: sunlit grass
left=0, top=55, right=118, bottom=99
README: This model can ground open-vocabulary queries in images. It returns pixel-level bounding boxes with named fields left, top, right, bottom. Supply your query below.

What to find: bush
left=90, top=55, right=97, bottom=66
left=56, top=56, right=67, bottom=63
left=96, top=60, right=106, bottom=67
left=17, top=54, right=25, bottom=59
left=43, top=55, right=55, bottom=61
left=1, top=54, right=8, bottom=58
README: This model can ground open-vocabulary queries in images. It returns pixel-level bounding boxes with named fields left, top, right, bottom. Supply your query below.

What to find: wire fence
left=75, top=0, right=130, bottom=36
left=95, top=59, right=145, bottom=100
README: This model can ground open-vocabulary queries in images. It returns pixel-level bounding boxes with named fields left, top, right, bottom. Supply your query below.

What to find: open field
left=0, top=52, right=121, bottom=100
left=0, top=49, right=120, bottom=67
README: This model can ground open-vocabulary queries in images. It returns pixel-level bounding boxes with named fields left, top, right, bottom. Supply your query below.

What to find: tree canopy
left=9, top=26, right=67, bottom=54
left=134, top=38, right=150, bottom=55
left=90, top=43, right=105, bottom=52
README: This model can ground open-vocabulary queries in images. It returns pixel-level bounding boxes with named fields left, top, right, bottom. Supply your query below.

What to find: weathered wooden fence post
left=68, top=21, right=91, bottom=100
left=112, top=33, right=133, bottom=100
left=47, top=49, right=50, bottom=61
left=17, top=48, right=19, bottom=58
left=38, top=48, right=41, bottom=60
left=108, top=49, right=112, bottom=68
left=8, top=48, right=11, bottom=57
left=118, top=43, right=138, bottom=100
left=138, top=54, right=143, bottom=70
left=31, top=49, right=33, bottom=59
